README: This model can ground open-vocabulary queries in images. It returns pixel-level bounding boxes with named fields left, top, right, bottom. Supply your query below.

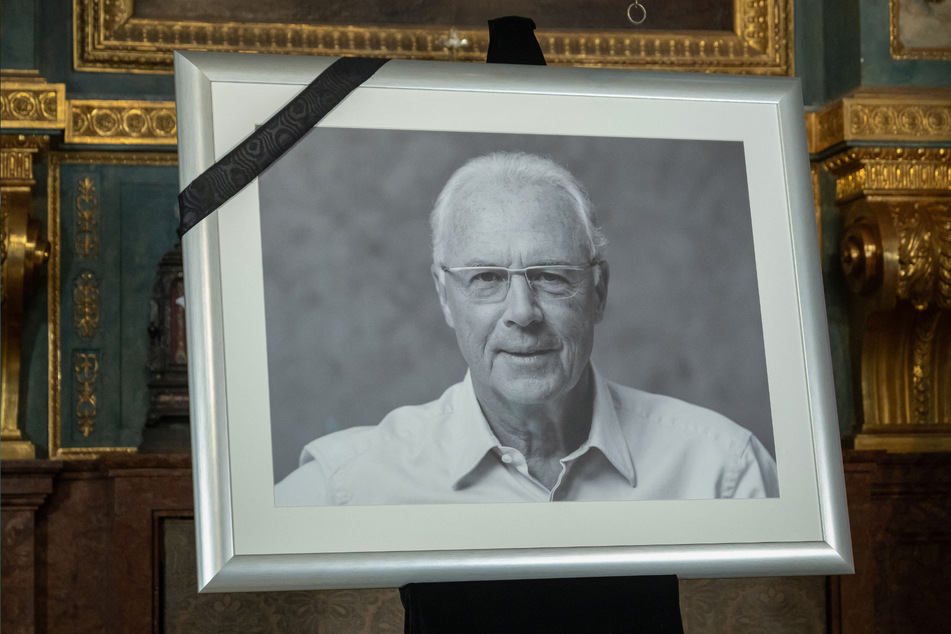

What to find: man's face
left=433, top=181, right=608, bottom=407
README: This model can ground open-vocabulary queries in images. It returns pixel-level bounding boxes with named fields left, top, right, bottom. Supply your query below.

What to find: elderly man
left=276, top=152, right=778, bottom=506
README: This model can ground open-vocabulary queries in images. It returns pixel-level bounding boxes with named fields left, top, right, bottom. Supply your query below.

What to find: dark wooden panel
left=833, top=450, right=951, bottom=634
left=5, top=450, right=950, bottom=632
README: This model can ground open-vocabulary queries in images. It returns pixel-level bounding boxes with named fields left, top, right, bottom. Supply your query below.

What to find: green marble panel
left=1, top=0, right=38, bottom=70
left=796, top=0, right=862, bottom=106
left=860, top=0, right=951, bottom=87
left=52, top=160, right=179, bottom=450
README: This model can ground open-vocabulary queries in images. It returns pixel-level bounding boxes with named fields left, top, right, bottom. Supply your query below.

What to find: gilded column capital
left=831, top=146, right=951, bottom=452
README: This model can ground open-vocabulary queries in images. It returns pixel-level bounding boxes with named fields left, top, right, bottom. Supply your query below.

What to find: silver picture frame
left=174, top=50, right=852, bottom=591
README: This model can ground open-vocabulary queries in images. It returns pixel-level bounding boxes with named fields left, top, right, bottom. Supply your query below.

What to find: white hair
left=430, top=152, right=608, bottom=264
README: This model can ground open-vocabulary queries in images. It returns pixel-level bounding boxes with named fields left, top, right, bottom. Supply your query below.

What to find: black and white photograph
left=175, top=52, right=851, bottom=590
left=262, top=129, right=779, bottom=507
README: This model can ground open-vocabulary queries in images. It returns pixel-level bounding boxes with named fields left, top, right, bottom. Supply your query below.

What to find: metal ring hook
left=627, top=1, right=647, bottom=25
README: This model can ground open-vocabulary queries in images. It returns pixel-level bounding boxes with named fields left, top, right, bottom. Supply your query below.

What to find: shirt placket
left=497, top=447, right=586, bottom=501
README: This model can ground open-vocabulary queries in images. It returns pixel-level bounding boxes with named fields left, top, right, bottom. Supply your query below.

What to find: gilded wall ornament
left=893, top=203, right=951, bottom=311
left=74, top=351, right=99, bottom=437
left=73, top=272, right=101, bottom=338
left=75, top=176, right=99, bottom=258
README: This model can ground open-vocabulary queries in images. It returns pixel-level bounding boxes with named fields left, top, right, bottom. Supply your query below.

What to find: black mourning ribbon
left=177, top=56, right=390, bottom=237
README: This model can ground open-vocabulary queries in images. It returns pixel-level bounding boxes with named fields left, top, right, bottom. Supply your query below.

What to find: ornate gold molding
left=74, top=0, right=792, bottom=75
left=1, top=135, right=50, bottom=460
left=824, top=147, right=951, bottom=203
left=806, top=89, right=951, bottom=154
left=0, top=72, right=67, bottom=130
left=67, top=100, right=177, bottom=146
left=833, top=146, right=951, bottom=452
left=890, top=0, right=951, bottom=61
left=47, top=151, right=176, bottom=459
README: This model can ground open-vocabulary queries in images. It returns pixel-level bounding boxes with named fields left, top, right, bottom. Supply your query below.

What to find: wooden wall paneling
left=833, top=450, right=951, bottom=634
left=0, top=461, right=61, bottom=634
left=41, top=461, right=114, bottom=632
left=108, top=455, right=193, bottom=632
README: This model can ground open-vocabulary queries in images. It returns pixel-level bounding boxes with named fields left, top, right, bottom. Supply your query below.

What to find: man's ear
left=432, top=264, right=456, bottom=329
left=593, top=261, right=609, bottom=324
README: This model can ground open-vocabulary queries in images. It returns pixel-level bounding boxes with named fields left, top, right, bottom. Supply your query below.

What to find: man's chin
left=490, top=375, right=568, bottom=406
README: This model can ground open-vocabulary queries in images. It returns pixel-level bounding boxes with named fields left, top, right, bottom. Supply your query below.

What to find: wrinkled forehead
left=444, top=181, right=590, bottom=258
left=447, top=178, right=581, bottom=230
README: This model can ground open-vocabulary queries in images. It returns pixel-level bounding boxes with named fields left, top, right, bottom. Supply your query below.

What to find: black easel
left=399, top=17, right=684, bottom=634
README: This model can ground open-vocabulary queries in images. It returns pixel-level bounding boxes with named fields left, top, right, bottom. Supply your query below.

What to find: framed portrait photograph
left=174, top=51, right=852, bottom=591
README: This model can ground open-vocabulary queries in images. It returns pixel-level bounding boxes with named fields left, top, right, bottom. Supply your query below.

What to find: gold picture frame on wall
left=74, top=0, right=792, bottom=75
left=890, top=0, right=951, bottom=61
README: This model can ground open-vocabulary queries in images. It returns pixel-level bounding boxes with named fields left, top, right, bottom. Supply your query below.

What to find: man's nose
left=501, top=273, right=543, bottom=327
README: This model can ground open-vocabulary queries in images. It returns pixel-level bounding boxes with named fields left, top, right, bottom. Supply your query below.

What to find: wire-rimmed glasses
left=441, top=261, right=600, bottom=303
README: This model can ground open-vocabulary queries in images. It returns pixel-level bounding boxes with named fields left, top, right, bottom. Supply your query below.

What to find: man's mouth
left=500, top=348, right=554, bottom=357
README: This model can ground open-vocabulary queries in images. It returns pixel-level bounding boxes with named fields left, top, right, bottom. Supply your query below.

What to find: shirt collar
left=446, top=366, right=637, bottom=490
left=447, top=372, right=505, bottom=489
left=583, top=365, right=637, bottom=487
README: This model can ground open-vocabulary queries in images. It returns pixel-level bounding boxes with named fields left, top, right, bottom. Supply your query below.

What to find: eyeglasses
left=441, top=261, right=599, bottom=303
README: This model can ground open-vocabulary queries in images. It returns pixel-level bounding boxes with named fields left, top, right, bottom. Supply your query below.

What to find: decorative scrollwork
left=74, top=352, right=99, bottom=437
left=73, top=272, right=100, bottom=338
left=911, top=311, right=941, bottom=425
left=893, top=203, right=951, bottom=311
left=75, top=176, right=99, bottom=258
left=850, top=104, right=951, bottom=139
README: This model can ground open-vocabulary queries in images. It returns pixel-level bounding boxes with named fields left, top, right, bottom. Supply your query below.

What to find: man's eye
left=531, top=270, right=570, bottom=284
left=470, top=271, right=505, bottom=284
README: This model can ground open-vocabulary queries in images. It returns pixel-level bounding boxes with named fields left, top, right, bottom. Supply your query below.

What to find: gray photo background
left=260, top=129, right=774, bottom=484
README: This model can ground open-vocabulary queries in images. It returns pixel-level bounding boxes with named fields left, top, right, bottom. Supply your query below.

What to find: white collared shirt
left=275, top=369, right=779, bottom=506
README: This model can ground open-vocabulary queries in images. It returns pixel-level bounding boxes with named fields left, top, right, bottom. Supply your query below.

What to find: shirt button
left=500, top=454, right=513, bottom=464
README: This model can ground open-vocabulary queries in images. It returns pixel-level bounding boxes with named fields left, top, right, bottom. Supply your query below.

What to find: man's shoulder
left=300, top=382, right=462, bottom=470
left=605, top=380, right=754, bottom=457
left=275, top=385, right=463, bottom=506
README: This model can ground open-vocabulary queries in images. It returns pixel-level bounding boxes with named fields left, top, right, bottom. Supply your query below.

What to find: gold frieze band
left=0, top=73, right=67, bottom=130
left=74, top=0, right=791, bottom=75
left=806, top=89, right=951, bottom=154
left=67, top=100, right=177, bottom=146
